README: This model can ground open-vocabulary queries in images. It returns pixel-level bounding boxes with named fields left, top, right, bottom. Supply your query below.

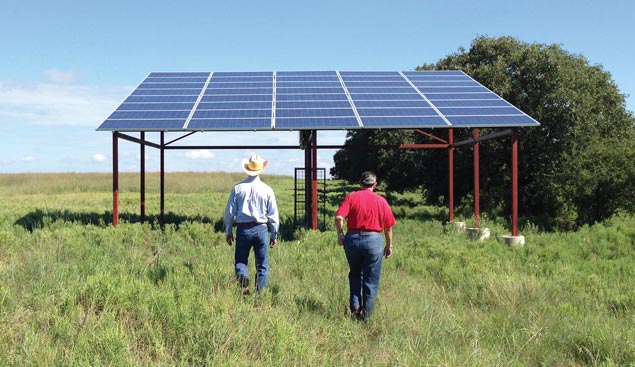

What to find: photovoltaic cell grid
left=401, top=71, right=536, bottom=127
left=341, top=71, right=448, bottom=128
left=98, top=72, right=208, bottom=131
left=275, top=71, right=358, bottom=129
left=188, top=72, right=274, bottom=130
left=98, top=71, right=539, bottom=131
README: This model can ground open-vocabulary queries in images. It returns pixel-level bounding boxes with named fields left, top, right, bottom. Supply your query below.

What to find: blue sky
left=1, top=0, right=633, bottom=175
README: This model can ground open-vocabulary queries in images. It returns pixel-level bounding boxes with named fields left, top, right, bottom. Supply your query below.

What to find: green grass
left=0, top=173, right=634, bottom=366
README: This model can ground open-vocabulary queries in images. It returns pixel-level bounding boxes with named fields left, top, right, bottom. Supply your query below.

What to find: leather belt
left=347, top=228, right=381, bottom=234
left=237, top=222, right=265, bottom=228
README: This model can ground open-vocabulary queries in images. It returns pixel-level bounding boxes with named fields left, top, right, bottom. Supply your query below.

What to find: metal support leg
left=140, top=132, right=146, bottom=224
left=303, top=131, right=312, bottom=229
left=113, top=132, right=119, bottom=226
left=160, top=131, right=165, bottom=223
left=474, top=128, right=480, bottom=228
left=512, top=129, right=519, bottom=236
left=311, top=131, right=318, bottom=230
left=448, top=129, right=454, bottom=222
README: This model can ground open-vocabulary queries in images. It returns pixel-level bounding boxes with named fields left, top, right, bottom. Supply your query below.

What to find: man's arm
left=383, top=226, right=393, bottom=258
left=224, top=189, right=236, bottom=245
left=335, top=215, right=345, bottom=246
left=267, top=191, right=280, bottom=248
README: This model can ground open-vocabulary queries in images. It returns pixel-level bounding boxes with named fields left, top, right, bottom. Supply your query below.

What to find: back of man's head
left=360, top=171, right=377, bottom=188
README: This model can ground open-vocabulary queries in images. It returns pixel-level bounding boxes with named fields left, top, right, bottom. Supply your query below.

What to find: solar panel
left=275, top=117, right=360, bottom=129
left=97, top=70, right=540, bottom=131
left=402, top=71, right=538, bottom=128
left=356, top=108, right=439, bottom=117
left=145, top=77, right=208, bottom=83
left=148, top=72, right=210, bottom=77
left=131, top=89, right=201, bottom=96
left=276, top=94, right=349, bottom=101
left=184, top=72, right=274, bottom=130
left=125, top=95, right=199, bottom=103
left=273, top=71, right=360, bottom=130
left=362, top=116, right=448, bottom=128
left=187, top=118, right=271, bottom=130
left=99, top=119, right=186, bottom=130
left=447, top=115, right=537, bottom=127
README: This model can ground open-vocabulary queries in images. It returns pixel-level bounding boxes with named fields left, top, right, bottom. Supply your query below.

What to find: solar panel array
left=98, top=71, right=539, bottom=131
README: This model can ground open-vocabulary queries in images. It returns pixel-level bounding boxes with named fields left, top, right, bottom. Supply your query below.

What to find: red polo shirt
left=336, top=189, right=396, bottom=232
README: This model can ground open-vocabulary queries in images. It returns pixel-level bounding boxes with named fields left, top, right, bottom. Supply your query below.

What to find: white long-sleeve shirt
left=224, top=176, right=279, bottom=239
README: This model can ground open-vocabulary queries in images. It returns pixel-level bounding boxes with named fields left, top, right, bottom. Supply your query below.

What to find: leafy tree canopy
left=331, top=36, right=635, bottom=229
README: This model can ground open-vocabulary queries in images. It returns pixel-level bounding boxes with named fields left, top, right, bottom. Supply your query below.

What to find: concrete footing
left=450, top=221, right=466, bottom=233
left=467, top=227, right=490, bottom=241
left=502, top=235, right=526, bottom=247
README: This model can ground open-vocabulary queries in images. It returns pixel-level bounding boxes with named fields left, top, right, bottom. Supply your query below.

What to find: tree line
left=331, top=36, right=635, bottom=230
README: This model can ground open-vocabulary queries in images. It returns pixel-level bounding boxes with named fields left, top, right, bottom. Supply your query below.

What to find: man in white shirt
left=224, top=154, right=279, bottom=294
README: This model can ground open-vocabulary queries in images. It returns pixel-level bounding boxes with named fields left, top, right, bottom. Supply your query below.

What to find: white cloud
left=22, top=156, right=36, bottom=162
left=185, top=149, right=215, bottom=159
left=0, top=78, right=131, bottom=127
left=92, top=153, right=107, bottom=162
left=44, top=69, right=79, bottom=83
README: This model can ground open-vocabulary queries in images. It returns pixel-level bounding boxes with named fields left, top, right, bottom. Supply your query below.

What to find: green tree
left=331, top=36, right=635, bottom=229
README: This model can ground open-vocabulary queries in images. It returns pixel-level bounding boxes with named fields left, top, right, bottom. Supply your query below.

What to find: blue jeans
left=235, top=224, right=269, bottom=292
left=344, top=232, right=384, bottom=319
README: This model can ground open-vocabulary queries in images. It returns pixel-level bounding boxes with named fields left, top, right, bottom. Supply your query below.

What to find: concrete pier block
left=502, top=235, right=525, bottom=247
left=466, top=227, right=491, bottom=241
left=451, top=221, right=466, bottom=233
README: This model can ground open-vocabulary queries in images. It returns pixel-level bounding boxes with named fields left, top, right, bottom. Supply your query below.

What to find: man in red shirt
left=335, top=171, right=396, bottom=320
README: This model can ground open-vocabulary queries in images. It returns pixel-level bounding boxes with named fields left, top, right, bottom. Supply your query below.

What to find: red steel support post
left=448, top=129, right=454, bottom=222
left=311, top=131, right=318, bottom=230
left=304, top=132, right=312, bottom=228
left=473, top=128, right=480, bottom=228
left=140, top=132, right=146, bottom=224
left=512, top=128, right=519, bottom=236
left=160, top=131, right=165, bottom=222
left=113, top=132, right=119, bottom=226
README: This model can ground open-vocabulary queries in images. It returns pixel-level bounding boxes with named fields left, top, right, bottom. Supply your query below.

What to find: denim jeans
left=344, top=232, right=384, bottom=319
left=235, top=224, right=269, bottom=291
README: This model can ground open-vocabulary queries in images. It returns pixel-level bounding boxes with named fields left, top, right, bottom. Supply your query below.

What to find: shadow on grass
left=17, top=209, right=300, bottom=241
left=396, top=207, right=449, bottom=222
left=15, top=209, right=216, bottom=232
left=294, top=295, right=327, bottom=316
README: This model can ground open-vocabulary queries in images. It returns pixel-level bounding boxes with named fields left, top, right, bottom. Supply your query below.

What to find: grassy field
left=0, top=172, right=634, bottom=366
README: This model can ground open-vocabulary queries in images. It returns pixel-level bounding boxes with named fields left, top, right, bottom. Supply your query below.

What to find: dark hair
left=360, top=171, right=377, bottom=188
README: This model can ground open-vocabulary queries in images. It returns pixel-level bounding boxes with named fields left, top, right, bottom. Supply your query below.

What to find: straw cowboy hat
left=242, top=154, right=268, bottom=176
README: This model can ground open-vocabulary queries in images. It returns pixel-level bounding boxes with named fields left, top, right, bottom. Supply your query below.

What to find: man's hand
left=269, top=238, right=278, bottom=248
left=226, top=234, right=234, bottom=246
left=384, top=245, right=392, bottom=259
